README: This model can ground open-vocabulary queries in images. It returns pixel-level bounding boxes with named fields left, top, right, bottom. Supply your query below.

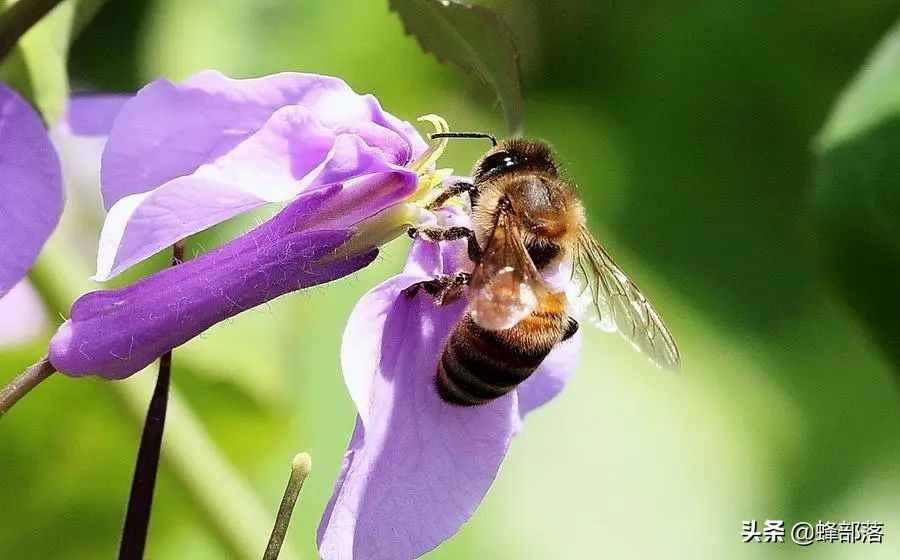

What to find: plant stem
left=0, top=356, right=55, bottom=417
left=0, top=0, right=65, bottom=61
left=263, top=453, right=312, bottom=560
left=118, top=242, right=185, bottom=560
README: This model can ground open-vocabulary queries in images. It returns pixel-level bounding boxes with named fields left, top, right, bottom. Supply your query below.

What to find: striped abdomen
left=437, top=293, right=569, bottom=406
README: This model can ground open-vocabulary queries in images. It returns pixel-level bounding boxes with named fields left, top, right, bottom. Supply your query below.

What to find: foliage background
left=3, top=0, right=900, bottom=558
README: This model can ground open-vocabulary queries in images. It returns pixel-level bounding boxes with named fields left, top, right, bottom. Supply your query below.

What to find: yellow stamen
left=319, top=114, right=461, bottom=263
left=409, top=114, right=450, bottom=174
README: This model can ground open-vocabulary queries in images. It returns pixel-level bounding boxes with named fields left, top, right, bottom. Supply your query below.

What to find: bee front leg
left=427, top=181, right=479, bottom=210
left=407, top=226, right=482, bottom=263
left=402, top=272, right=471, bottom=305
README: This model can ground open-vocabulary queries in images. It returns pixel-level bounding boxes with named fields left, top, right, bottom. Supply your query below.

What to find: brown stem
left=118, top=242, right=185, bottom=559
left=0, top=0, right=66, bottom=62
left=0, top=356, right=55, bottom=418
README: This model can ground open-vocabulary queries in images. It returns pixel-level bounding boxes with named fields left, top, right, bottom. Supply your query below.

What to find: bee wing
left=469, top=201, right=549, bottom=331
left=573, top=225, right=681, bottom=370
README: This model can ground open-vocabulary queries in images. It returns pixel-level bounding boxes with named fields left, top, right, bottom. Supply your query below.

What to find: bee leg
left=402, top=272, right=471, bottom=305
left=437, top=272, right=471, bottom=305
left=562, top=317, right=579, bottom=341
left=407, top=226, right=482, bottom=263
left=401, top=278, right=443, bottom=299
left=426, top=181, right=479, bottom=210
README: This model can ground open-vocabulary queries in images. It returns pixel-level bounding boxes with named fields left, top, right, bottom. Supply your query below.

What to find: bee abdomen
left=436, top=315, right=558, bottom=406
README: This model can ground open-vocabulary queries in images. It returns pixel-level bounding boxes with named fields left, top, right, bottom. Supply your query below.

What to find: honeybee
left=406, top=134, right=680, bottom=406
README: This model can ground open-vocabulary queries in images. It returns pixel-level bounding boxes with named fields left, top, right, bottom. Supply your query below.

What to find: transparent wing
left=469, top=201, right=548, bottom=331
left=573, top=225, right=681, bottom=370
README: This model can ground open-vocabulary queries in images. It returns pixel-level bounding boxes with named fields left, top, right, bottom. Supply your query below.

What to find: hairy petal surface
left=51, top=168, right=416, bottom=379
left=0, top=83, right=64, bottom=297
left=49, top=187, right=376, bottom=379
left=94, top=71, right=426, bottom=280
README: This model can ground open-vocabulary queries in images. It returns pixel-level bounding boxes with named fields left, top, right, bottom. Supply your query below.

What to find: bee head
left=473, top=139, right=558, bottom=183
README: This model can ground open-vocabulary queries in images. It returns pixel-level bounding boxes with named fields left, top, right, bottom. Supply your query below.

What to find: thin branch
left=118, top=242, right=185, bottom=559
left=0, top=356, right=55, bottom=418
left=263, top=453, right=312, bottom=560
left=0, top=0, right=65, bottom=62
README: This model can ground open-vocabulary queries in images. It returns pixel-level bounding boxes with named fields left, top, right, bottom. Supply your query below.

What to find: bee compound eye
left=480, top=151, right=522, bottom=176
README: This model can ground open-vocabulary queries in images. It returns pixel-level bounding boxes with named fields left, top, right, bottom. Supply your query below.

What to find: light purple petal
left=0, top=279, right=48, bottom=347
left=0, top=83, right=63, bottom=297
left=94, top=70, right=427, bottom=280
left=95, top=109, right=410, bottom=280
left=339, top=272, right=429, bottom=423
left=66, top=76, right=426, bottom=284
left=101, top=71, right=424, bottom=208
left=50, top=187, right=376, bottom=379
left=341, top=213, right=473, bottom=429
left=319, top=272, right=517, bottom=559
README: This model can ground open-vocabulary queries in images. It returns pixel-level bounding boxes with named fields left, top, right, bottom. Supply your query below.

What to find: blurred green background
left=3, top=0, right=900, bottom=558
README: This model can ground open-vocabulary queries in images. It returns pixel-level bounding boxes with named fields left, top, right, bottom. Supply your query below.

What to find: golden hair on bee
left=470, top=138, right=584, bottom=270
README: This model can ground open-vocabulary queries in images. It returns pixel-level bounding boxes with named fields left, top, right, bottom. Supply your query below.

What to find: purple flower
left=94, top=71, right=426, bottom=281
left=0, top=82, right=64, bottom=298
left=48, top=72, right=455, bottom=379
left=317, top=207, right=582, bottom=560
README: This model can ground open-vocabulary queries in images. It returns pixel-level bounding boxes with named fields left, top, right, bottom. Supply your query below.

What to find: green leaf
left=0, top=0, right=75, bottom=124
left=813, top=18, right=900, bottom=370
left=388, top=0, right=524, bottom=134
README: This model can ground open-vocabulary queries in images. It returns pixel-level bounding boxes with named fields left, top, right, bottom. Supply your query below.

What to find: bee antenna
left=429, top=132, right=498, bottom=147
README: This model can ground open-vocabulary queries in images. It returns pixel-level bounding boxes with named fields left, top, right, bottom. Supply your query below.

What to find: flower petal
left=101, top=71, right=424, bottom=209
left=516, top=329, right=583, bottom=420
left=339, top=272, right=428, bottom=424
left=0, top=83, right=63, bottom=297
left=49, top=95, right=131, bottom=220
left=319, top=278, right=517, bottom=560
left=50, top=187, right=376, bottom=379
left=94, top=104, right=412, bottom=280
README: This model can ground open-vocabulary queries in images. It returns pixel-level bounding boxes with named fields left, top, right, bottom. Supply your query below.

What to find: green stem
left=263, top=453, right=312, bottom=560
left=0, top=0, right=65, bottom=61
left=0, top=355, right=55, bottom=417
